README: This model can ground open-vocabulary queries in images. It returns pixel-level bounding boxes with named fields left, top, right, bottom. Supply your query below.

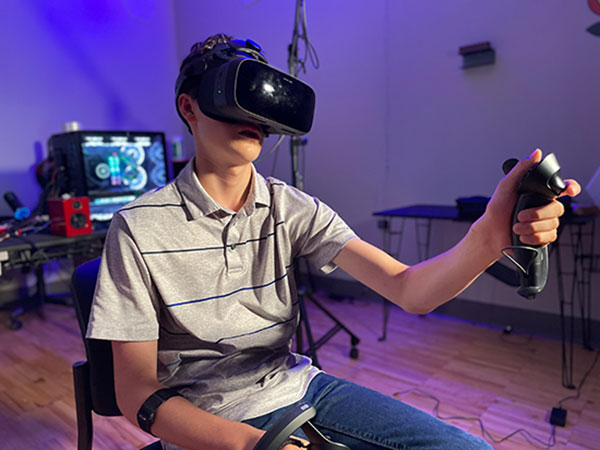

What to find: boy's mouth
left=238, top=124, right=263, bottom=142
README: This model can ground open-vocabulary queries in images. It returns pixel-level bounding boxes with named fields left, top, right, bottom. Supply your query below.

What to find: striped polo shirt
left=87, top=159, right=357, bottom=428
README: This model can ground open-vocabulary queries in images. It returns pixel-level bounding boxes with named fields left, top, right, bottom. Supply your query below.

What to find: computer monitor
left=48, top=131, right=171, bottom=222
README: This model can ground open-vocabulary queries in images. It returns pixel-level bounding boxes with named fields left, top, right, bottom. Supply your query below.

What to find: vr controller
left=253, top=402, right=350, bottom=450
left=501, top=153, right=567, bottom=299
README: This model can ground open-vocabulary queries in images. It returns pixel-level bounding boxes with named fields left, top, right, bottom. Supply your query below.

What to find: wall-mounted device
left=459, top=41, right=495, bottom=69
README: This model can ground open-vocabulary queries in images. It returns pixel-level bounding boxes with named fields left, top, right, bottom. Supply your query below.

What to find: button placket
left=225, top=218, right=243, bottom=273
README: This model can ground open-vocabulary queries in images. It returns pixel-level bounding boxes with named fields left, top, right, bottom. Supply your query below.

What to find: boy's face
left=181, top=94, right=264, bottom=167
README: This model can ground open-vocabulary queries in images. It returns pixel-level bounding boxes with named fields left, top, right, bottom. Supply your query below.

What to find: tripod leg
left=299, top=257, right=360, bottom=357
left=306, top=294, right=360, bottom=359
left=379, top=301, right=389, bottom=342
left=555, top=230, right=575, bottom=389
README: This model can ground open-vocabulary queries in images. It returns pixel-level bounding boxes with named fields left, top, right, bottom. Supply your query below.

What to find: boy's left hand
left=476, top=149, right=581, bottom=256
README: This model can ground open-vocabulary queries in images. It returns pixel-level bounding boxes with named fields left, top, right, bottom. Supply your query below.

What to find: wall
left=0, top=0, right=180, bottom=299
left=382, top=0, right=600, bottom=317
left=172, top=0, right=388, bottom=244
left=0, top=0, right=180, bottom=217
left=1, top=1, right=598, bottom=321
left=172, top=0, right=600, bottom=321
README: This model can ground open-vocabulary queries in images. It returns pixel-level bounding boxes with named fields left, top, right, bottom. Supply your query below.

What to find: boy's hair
left=177, top=33, right=234, bottom=133
left=186, top=33, right=234, bottom=62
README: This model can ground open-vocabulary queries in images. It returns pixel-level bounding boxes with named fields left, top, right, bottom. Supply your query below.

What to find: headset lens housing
left=235, top=60, right=315, bottom=135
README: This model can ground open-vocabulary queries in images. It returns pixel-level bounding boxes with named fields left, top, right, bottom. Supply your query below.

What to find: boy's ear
left=178, top=93, right=196, bottom=127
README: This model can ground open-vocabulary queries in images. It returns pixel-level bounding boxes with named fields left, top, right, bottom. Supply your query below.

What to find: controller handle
left=502, top=153, right=566, bottom=299
left=253, top=402, right=350, bottom=450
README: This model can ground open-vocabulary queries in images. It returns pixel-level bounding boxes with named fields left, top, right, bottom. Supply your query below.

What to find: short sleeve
left=294, top=196, right=357, bottom=274
left=86, top=213, right=160, bottom=341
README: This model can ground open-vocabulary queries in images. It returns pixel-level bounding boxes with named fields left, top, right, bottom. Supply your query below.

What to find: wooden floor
left=1, top=294, right=598, bottom=449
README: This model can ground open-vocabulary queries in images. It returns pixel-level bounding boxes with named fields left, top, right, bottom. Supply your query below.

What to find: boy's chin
left=231, top=142, right=262, bottom=163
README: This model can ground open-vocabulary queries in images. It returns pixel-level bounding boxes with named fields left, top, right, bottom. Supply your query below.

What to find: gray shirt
left=87, top=160, right=356, bottom=429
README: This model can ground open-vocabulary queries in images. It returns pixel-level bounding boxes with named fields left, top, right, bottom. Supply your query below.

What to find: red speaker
left=48, top=197, right=93, bottom=237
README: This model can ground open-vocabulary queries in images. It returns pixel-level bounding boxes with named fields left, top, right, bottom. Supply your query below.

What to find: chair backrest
left=71, top=257, right=121, bottom=416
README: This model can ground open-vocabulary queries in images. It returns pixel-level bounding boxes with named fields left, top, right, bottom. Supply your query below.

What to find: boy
left=87, top=34, right=580, bottom=450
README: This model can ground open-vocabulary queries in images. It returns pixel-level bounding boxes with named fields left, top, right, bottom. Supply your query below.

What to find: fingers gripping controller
left=253, top=403, right=350, bottom=450
left=502, top=153, right=567, bottom=299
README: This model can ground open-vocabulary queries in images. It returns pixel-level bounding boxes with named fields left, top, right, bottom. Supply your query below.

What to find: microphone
left=3, top=192, right=31, bottom=220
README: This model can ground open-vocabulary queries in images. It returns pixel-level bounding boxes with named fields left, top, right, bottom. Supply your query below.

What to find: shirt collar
left=175, top=158, right=270, bottom=221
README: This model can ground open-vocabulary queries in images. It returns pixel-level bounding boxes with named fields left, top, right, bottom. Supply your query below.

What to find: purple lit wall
left=1, top=1, right=598, bottom=318
left=0, top=0, right=180, bottom=217
left=173, top=0, right=600, bottom=318
left=173, top=0, right=388, bottom=243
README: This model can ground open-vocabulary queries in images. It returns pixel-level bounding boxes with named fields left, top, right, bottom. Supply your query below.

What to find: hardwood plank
left=1, top=295, right=598, bottom=449
left=297, top=294, right=599, bottom=450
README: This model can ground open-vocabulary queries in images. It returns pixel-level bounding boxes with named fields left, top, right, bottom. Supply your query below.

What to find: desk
left=374, top=205, right=468, bottom=264
left=374, top=205, right=495, bottom=342
left=373, top=204, right=597, bottom=388
left=0, top=231, right=106, bottom=329
left=553, top=215, right=597, bottom=387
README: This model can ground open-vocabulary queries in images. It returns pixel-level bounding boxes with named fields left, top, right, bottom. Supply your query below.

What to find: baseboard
left=300, top=272, right=600, bottom=348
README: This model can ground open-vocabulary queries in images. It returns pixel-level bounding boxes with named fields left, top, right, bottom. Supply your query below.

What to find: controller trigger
left=501, top=246, right=542, bottom=276
left=548, top=173, right=567, bottom=196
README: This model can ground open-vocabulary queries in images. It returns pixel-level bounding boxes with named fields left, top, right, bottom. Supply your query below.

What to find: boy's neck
left=194, top=158, right=253, bottom=212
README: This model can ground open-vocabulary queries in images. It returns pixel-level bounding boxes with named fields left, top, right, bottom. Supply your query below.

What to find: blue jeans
left=244, top=373, right=493, bottom=450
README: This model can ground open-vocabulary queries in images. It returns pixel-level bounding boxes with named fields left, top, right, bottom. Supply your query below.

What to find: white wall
left=382, top=1, right=600, bottom=317
left=0, top=0, right=180, bottom=216
left=384, top=0, right=599, bottom=205
left=172, top=0, right=600, bottom=319
left=0, top=0, right=180, bottom=298
left=1, top=0, right=597, bottom=319
left=173, top=0, right=388, bottom=242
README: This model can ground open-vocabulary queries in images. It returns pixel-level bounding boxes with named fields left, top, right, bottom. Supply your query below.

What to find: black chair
left=71, top=257, right=161, bottom=450
left=71, top=258, right=349, bottom=450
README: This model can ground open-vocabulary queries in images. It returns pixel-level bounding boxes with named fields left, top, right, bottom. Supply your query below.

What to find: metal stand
left=554, top=215, right=596, bottom=389
left=287, top=2, right=359, bottom=363
left=289, top=136, right=360, bottom=364
left=0, top=231, right=105, bottom=329
left=377, top=216, right=432, bottom=341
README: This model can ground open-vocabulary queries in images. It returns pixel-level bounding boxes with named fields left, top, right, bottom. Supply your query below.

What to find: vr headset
left=175, top=39, right=316, bottom=136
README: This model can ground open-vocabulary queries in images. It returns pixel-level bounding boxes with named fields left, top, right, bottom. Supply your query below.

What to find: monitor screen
left=79, top=132, right=169, bottom=221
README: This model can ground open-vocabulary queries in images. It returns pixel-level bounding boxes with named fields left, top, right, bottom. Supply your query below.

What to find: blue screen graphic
left=81, top=134, right=167, bottom=196
left=80, top=133, right=168, bottom=221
